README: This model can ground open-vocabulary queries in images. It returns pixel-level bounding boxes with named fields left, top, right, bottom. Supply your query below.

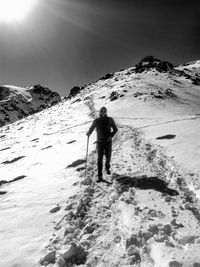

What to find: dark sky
left=0, top=0, right=199, bottom=96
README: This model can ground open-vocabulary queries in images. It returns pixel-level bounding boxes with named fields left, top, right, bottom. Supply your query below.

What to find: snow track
left=41, top=118, right=200, bottom=266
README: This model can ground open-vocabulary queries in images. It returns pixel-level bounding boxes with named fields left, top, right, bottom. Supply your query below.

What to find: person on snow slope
left=87, top=106, right=118, bottom=182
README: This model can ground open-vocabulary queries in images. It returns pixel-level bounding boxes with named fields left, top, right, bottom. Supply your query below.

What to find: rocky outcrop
left=0, top=84, right=61, bottom=127
left=99, top=72, right=114, bottom=81
left=135, top=56, right=174, bottom=73
left=67, top=86, right=85, bottom=99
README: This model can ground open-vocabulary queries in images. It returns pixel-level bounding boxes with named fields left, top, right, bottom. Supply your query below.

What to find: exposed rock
left=73, top=229, right=82, bottom=238
left=81, top=177, right=92, bottom=186
left=79, top=240, right=91, bottom=248
left=55, top=257, right=66, bottom=267
left=67, top=86, right=83, bottom=99
left=135, top=56, right=174, bottom=74
left=128, top=251, right=141, bottom=264
left=109, top=91, right=119, bottom=101
left=142, top=231, right=154, bottom=240
left=154, top=231, right=168, bottom=242
left=39, top=250, right=56, bottom=265
left=76, top=167, right=86, bottom=172
left=165, top=240, right=175, bottom=247
left=80, top=233, right=93, bottom=241
left=83, top=187, right=95, bottom=196
left=127, top=245, right=138, bottom=256
left=169, top=261, right=183, bottom=267
left=83, top=223, right=95, bottom=234
left=49, top=206, right=61, bottom=213
left=64, top=226, right=75, bottom=236
left=62, top=242, right=87, bottom=265
left=0, top=84, right=61, bottom=127
left=171, top=219, right=184, bottom=228
left=163, top=224, right=172, bottom=235
left=179, top=235, right=198, bottom=245
left=156, top=134, right=176, bottom=140
left=126, top=234, right=144, bottom=248
left=165, top=196, right=172, bottom=202
left=74, top=218, right=86, bottom=229
left=72, top=98, right=81, bottom=104
left=54, top=225, right=61, bottom=231
left=63, top=234, right=73, bottom=244
left=99, top=73, right=114, bottom=81
left=65, top=203, right=73, bottom=211
left=148, top=224, right=159, bottom=235
left=192, top=77, right=200, bottom=85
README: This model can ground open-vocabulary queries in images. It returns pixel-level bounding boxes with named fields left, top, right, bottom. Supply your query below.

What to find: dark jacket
left=88, top=115, right=118, bottom=142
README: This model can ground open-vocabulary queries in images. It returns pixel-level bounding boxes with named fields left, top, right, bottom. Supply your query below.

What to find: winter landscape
left=1, top=56, right=200, bottom=267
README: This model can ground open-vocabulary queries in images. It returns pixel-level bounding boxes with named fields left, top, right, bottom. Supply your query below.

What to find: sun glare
left=0, top=0, right=38, bottom=23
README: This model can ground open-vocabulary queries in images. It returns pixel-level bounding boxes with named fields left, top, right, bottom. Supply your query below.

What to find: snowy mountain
left=0, top=84, right=61, bottom=127
left=1, top=56, right=200, bottom=267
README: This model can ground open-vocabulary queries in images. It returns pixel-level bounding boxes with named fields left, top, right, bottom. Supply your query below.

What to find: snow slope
left=1, top=56, right=200, bottom=267
left=0, top=99, right=92, bottom=266
left=81, top=57, right=200, bottom=175
left=0, top=84, right=61, bottom=127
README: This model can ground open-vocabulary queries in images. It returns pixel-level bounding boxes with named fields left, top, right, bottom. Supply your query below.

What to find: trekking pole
left=85, top=136, right=89, bottom=177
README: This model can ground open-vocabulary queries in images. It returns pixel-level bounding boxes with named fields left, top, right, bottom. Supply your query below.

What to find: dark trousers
left=97, top=141, right=112, bottom=177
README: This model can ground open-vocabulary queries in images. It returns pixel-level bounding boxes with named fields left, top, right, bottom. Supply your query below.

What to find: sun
left=0, top=0, right=38, bottom=23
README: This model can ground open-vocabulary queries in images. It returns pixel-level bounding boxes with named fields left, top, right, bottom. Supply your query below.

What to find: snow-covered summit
left=0, top=84, right=61, bottom=127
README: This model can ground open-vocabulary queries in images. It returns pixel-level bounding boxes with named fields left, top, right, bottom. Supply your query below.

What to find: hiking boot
left=106, top=169, right=111, bottom=175
left=97, top=176, right=103, bottom=183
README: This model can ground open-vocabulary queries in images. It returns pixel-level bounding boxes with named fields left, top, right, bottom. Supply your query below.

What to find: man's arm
left=87, top=119, right=97, bottom=136
left=110, top=118, right=118, bottom=137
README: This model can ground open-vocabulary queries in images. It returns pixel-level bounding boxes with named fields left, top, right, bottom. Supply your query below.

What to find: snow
left=1, top=58, right=200, bottom=266
left=0, top=100, right=91, bottom=266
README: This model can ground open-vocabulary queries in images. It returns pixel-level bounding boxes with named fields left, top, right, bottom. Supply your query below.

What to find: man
left=87, top=106, right=118, bottom=182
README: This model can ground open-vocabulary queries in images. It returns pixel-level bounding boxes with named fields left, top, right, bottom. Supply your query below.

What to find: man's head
left=99, top=106, right=107, bottom=117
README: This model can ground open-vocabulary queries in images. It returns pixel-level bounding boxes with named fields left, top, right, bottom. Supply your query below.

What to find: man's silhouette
left=87, top=107, right=118, bottom=182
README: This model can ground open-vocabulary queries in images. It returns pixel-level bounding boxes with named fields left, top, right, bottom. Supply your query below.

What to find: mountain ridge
left=67, top=56, right=200, bottom=99
left=0, top=84, right=61, bottom=127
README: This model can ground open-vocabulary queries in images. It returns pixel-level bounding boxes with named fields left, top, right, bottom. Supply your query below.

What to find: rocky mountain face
left=0, top=84, right=61, bottom=127
left=67, top=56, right=200, bottom=100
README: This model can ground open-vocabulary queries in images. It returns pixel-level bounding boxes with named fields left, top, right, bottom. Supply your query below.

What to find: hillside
left=0, top=84, right=61, bottom=127
left=0, top=56, right=200, bottom=267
